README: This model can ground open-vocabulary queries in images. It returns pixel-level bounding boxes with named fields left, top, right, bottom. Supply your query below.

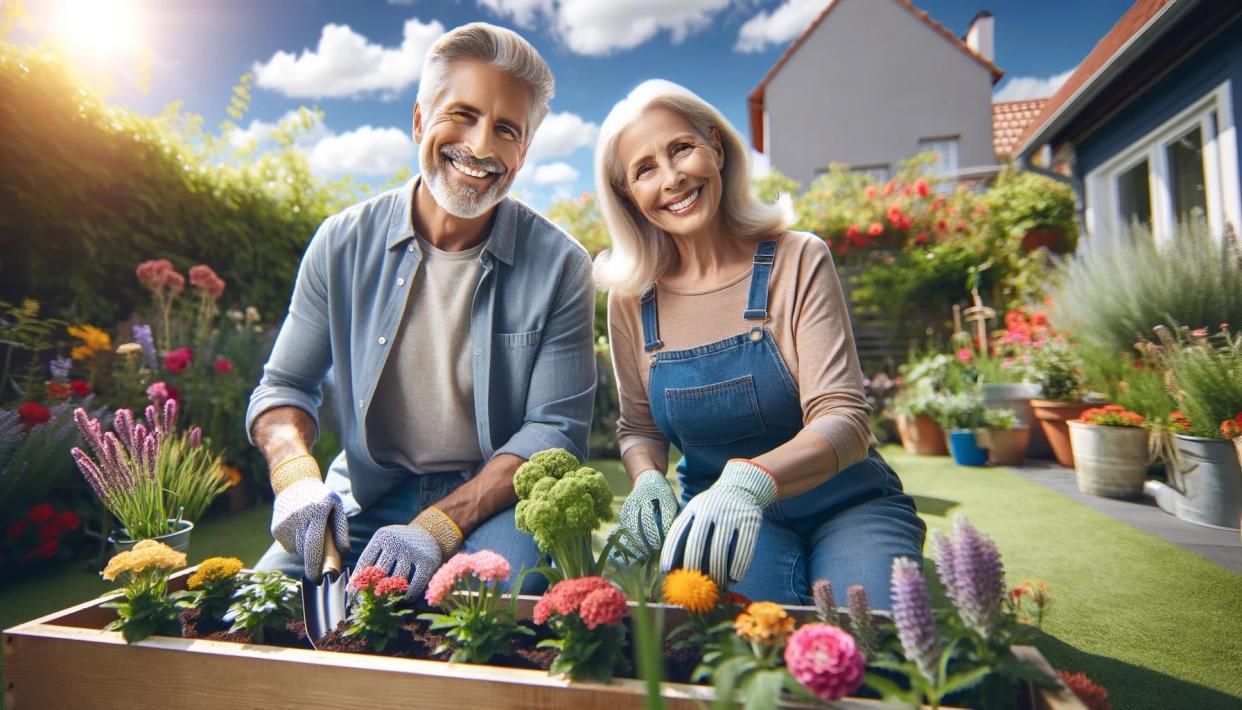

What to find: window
left=843, top=164, right=890, bottom=182
left=1085, top=81, right=1241, bottom=244
left=918, top=137, right=960, bottom=176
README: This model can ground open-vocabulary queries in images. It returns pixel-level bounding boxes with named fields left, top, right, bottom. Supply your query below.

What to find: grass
left=4, top=449, right=1240, bottom=709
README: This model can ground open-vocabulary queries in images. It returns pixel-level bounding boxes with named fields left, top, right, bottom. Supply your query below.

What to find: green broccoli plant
left=222, top=570, right=301, bottom=643
left=513, top=448, right=616, bottom=582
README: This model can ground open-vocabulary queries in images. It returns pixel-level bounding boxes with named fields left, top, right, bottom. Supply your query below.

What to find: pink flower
left=374, top=576, right=410, bottom=597
left=213, top=358, right=233, bottom=374
left=350, top=566, right=387, bottom=593
left=146, top=381, right=180, bottom=406
left=164, top=347, right=193, bottom=374
left=785, top=623, right=866, bottom=701
left=424, top=550, right=513, bottom=606
left=578, top=586, right=627, bottom=629
left=533, top=576, right=615, bottom=625
left=956, top=348, right=974, bottom=363
left=189, top=265, right=226, bottom=300
left=1192, top=327, right=1208, bottom=338
left=467, top=549, right=511, bottom=583
left=867, top=222, right=884, bottom=237
left=136, top=259, right=185, bottom=294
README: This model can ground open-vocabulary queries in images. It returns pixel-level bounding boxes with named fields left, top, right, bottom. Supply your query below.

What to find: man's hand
left=269, top=456, right=350, bottom=582
left=660, top=460, right=778, bottom=586
left=352, top=506, right=463, bottom=600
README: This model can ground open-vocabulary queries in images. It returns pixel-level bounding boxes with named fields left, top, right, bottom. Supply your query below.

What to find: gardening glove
left=352, top=506, right=462, bottom=600
left=660, top=459, right=778, bottom=586
left=269, top=454, right=350, bottom=583
left=613, top=470, right=679, bottom=561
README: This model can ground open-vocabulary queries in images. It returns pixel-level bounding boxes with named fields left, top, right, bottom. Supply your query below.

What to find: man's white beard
left=420, top=144, right=513, bottom=220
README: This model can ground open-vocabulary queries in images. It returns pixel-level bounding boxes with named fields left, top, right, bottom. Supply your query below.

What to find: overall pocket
left=664, top=375, right=766, bottom=447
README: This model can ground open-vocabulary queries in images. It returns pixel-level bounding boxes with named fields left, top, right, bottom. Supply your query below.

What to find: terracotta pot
left=1021, top=228, right=1065, bottom=253
left=1030, top=399, right=1096, bottom=468
left=984, top=427, right=1030, bottom=466
left=896, top=413, right=949, bottom=456
left=1066, top=421, right=1149, bottom=498
left=980, top=382, right=1050, bottom=458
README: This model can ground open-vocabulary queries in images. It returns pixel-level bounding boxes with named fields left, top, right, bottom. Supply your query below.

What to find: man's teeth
left=667, top=189, right=699, bottom=212
left=451, top=160, right=489, bottom=178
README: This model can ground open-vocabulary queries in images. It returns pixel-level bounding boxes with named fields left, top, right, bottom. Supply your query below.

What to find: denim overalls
left=642, top=240, right=925, bottom=607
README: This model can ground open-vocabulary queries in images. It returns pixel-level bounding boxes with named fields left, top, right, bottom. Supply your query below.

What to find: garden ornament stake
left=302, top=521, right=348, bottom=648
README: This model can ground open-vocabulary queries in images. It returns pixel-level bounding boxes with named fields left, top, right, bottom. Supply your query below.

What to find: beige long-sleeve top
left=608, top=230, right=875, bottom=472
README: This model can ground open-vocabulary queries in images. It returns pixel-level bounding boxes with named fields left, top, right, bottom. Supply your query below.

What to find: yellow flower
left=733, top=601, right=794, bottom=644
left=116, top=342, right=143, bottom=357
left=186, top=557, right=244, bottom=590
left=68, top=324, right=112, bottom=360
left=663, top=569, right=719, bottom=613
left=101, top=540, right=187, bottom=581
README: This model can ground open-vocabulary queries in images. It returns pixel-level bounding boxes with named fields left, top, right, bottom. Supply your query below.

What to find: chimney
left=966, top=11, right=994, bottom=63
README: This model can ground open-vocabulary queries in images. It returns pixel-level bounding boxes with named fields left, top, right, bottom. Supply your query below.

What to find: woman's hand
left=614, top=470, right=680, bottom=560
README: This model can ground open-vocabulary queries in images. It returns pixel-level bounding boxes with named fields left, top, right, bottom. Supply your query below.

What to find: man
left=247, top=23, right=596, bottom=598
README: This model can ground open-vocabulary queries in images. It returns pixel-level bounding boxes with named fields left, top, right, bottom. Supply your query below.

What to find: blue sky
left=14, top=0, right=1135, bottom=210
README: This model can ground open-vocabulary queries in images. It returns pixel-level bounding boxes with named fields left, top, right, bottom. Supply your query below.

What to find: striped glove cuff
left=718, top=459, right=779, bottom=508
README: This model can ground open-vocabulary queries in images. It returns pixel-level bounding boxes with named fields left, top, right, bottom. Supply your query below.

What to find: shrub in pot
left=982, top=408, right=1029, bottom=466
left=1028, top=340, right=1093, bottom=468
left=1067, top=406, right=1149, bottom=499
left=936, top=394, right=989, bottom=467
left=893, top=393, right=948, bottom=456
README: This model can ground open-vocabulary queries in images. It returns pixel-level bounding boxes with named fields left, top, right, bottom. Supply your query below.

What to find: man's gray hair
left=416, top=23, right=554, bottom=138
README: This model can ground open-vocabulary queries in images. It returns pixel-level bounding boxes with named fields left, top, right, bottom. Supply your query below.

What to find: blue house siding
left=1076, top=13, right=1242, bottom=179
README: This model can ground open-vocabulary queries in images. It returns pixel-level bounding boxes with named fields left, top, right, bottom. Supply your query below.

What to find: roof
left=747, top=0, right=1005, bottom=153
left=992, top=99, right=1048, bottom=157
left=1012, top=0, right=1175, bottom=156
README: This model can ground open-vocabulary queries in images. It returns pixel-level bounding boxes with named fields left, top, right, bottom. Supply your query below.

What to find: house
left=1014, top=0, right=1242, bottom=244
left=747, top=0, right=1004, bottom=187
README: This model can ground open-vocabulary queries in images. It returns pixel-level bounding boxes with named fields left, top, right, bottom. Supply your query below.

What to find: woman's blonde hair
left=592, top=79, right=791, bottom=297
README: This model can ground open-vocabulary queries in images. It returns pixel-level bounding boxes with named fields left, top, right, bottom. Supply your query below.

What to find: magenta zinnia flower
left=890, top=557, right=940, bottom=680
left=784, top=623, right=866, bottom=700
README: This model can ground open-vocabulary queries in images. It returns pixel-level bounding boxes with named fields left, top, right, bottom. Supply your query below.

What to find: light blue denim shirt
left=246, top=179, right=597, bottom=510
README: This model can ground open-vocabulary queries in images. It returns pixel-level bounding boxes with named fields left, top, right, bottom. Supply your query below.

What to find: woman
left=595, top=80, right=925, bottom=608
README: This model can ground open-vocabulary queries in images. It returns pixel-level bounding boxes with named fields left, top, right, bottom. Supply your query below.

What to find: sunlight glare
left=54, top=0, right=142, bottom=59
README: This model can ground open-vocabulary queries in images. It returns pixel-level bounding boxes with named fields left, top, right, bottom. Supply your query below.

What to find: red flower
left=886, top=205, right=904, bottom=226
left=901, top=185, right=913, bottom=197
left=69, top=379, right=92, bottom=397
left=37, top=538, right=59, bottom=559
left=955, top=220, right=968, bottom=233
left=844, top=224, right=861, bottom=239
left=1057, top=670, right=1111, bottom=710
left=27, top=503, right=55, bottom=524
left=915, top=232, right=928, bottom=245
left=867, top=222, right=884, bottom=237
left=164, top=347, right=194, bottom=374
left=578, top=585, right=627, bottom=629
left=18, top=402, right=50, bottom=428
left=38, top=523, right=60, bottom=541
left=350, top=566, right=387, bottom=593
left=915, top=179, right=930, bottom=197
left=864, top=185, right=877, bottom=200
left=213, top=358, right=233, bottom=374
left=47, top=381, right=71, bottom=399
left=374, top=576, right=410, bottom=597
left=937, top=219, right=949, bottom=231
left=6, top=520, right=28, bottom=541
left=189, top=265, right=226, bottom=300
left=54, top=510, right=81, bottom=533
left=883, top=180, right=895, bottom=196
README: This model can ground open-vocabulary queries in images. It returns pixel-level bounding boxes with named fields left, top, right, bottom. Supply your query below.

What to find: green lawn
left=4, top=448, right=1240, bottom=709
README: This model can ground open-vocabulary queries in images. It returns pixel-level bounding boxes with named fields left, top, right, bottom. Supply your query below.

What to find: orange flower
left=734, top=601, right=794, bottom=644
left=663, top=569, right=719, bottom=613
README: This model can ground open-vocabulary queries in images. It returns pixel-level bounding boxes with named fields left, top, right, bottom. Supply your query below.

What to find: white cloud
left=526, top=111, right=599, bottom=164
left=993, top=68, right=1075, bottom=102
left=228, top=110, right=330, bottom=151
left=476, top=0, right=729, bottom=56
left=308, top=126, right=416, bottom=176
left=532, top=162, right=580, bottom=185
left=253, top=18, right=444, bottom=99
left=735, top=0, right=831, bottom=53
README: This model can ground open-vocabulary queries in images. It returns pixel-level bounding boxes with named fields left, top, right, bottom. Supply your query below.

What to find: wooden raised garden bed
left=4, top=567, right=1085, bottom=709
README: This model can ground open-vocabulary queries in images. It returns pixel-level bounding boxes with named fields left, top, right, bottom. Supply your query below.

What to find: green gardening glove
left=613, top=470, right=679, bottom=561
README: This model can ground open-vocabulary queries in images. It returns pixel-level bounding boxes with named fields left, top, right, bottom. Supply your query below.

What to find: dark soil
left=180, top=608, right=310, bottom=647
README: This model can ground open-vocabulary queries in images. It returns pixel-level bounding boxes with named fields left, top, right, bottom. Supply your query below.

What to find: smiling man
left=246, top=23, right=596, bottom=598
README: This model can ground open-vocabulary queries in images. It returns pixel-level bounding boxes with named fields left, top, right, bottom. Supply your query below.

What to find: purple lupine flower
left=890, top=557, right=940, bottom=680
left=113, top=409, right=136, bottom=453
left=71, top=447, right=105, bottom=498
left=142, top=434, right=159, bottom=479
left=930, top=530, right=957, bottom=603
left=947, top=518, right=1005, bottom=633
left=812, top=579, right=836, bottom=622
left=74, top=407, right=106, bottom=461
left=847, top=584, right=876, bottom=658
left=188, top=426, right=202, bottom=448
left=133, top=324, right=157, bottom=369
left=49, top=356, right=73, bottom=381
left=163, top=398, right=178, bottom=433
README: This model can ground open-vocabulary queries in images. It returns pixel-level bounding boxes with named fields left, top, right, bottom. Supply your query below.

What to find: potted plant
left=1066, top=406, right=1149, bottom=499
left=893, top=393, right=948, bottom=456
left=982, top=169, right=1078, bottom=254
left=982, top=408, right=1029, bottom=466
left=1028, top=340, right=1094, bottom=468
left=936, top=394, right=989, bottom=467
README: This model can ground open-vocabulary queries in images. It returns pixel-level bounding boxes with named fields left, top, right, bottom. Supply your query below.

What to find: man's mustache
left=439, top=145, right=507, bottom=175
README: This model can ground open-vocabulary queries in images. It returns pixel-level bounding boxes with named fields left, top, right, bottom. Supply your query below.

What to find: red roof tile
left=992, top=99, right=1048, bottom=157
left=1013, top=0, right=1173, bottom=155
left=748, top=0, right=1004, bottom=152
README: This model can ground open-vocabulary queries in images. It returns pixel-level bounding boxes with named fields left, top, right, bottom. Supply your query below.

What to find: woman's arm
left=608, top=292, right=671, bottom=484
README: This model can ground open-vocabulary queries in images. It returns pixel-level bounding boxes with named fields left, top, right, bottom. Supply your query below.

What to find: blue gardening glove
left=271, top=477, right=350, bottom=583
left=613, top=470, right=679, bottom=561
left=660, top=459, right=778, bottom=586
left=351, top=519, right=448, bottom=601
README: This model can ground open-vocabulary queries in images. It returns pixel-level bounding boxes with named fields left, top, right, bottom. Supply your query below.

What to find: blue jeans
left=255, top=469, right=547, bottom=595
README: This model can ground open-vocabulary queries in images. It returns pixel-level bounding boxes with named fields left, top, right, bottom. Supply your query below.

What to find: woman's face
left=615, top=105, right=724, bottom=238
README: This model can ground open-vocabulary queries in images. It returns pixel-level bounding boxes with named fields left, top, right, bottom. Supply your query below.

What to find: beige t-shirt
left=608, top=231, right=875, bottom=471
left=368, top=236, right=486, bottom=474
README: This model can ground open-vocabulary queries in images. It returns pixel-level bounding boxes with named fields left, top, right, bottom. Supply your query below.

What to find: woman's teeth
left=666, top=188, right=700, bottom=213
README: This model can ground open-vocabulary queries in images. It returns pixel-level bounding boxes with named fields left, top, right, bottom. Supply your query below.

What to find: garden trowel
left=301, top=520, right=349, bottom=649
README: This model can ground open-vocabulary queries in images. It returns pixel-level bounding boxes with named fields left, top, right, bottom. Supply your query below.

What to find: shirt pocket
left=664, top=375, right=766, bottom=447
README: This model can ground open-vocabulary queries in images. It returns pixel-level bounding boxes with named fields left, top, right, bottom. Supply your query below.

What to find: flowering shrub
left=100, top=540, right=189, bottom=644
left=343, top=566, right=414, bottom=652
left=223, top=571, right=301, bottom=643
left=533, top=576, right=628, bottom=682
left=186, top=556, right=245, bottom=621
left=1078, top=405, right=1145, bottom=428
left=418, top=551, right=531, bottom=663
left=1, top=503, right=80, bottom=569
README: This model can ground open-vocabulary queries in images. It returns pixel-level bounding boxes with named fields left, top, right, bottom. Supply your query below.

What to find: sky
left=12, top=0, right=1136, bottom=210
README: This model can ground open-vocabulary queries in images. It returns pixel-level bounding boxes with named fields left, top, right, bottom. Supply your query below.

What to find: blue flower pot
left=948, top=430, right=989, bottom=467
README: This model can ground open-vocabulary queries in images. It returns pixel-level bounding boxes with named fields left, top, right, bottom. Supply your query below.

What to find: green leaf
left=939, top=666, right=994, bottom=696
left=862, top=672, right=918, bottom=705
left=996, top=654, right=1059, bottom=688
left=710, top=656, right=752, bottom=710
left=741, top=670, right=785, bottom=710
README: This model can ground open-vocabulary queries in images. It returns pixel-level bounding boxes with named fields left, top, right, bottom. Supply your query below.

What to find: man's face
left=415, top=61, right=534, bottom=219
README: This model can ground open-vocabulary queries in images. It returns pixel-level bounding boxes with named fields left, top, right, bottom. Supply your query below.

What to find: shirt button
left=358, top=399, right=364, bottom=408
left=408, top=244, right=415, bottom=252
left=473, top=347, right=481, bottom=356
left=378, top=336, right=387, bottom=345
left=396, top=277, right=405, bottom=287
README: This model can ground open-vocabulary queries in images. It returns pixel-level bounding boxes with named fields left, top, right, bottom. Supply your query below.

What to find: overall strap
left=743, top=240, right=778, bottom=321
left=640, top=285, right=663, bottom=352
